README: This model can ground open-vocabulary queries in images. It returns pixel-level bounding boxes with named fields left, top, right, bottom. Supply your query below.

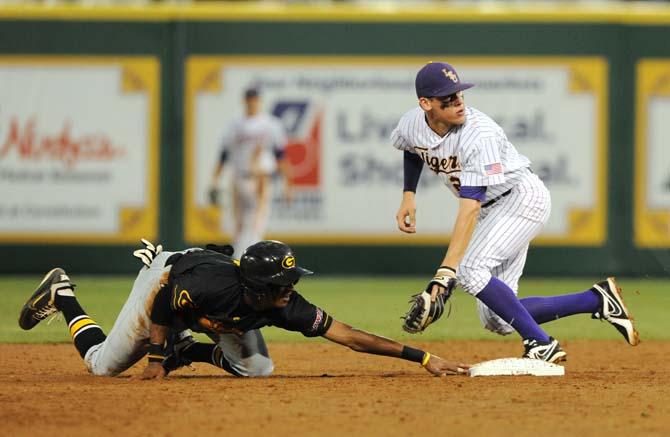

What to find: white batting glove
left=426, top=266, right=457, bottom=301
left=133, top=238, right=163, bottom=269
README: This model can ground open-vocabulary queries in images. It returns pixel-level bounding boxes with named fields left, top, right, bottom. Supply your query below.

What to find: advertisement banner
left=185, top=56, right=607, bottom=245
left=0, top=57, right=160, bottom=243
left=635, top=60, right=670, bottom=247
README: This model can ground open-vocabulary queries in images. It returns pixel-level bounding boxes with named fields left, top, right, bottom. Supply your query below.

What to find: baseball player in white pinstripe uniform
left=394, top=62, right=640, bottom=362
left=209, top=87, right=292, bottom=258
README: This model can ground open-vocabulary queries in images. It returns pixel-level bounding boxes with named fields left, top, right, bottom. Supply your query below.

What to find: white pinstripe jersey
left=391, top=106, right=531, bottom=200
left=220, top=113, right=287, bottom=176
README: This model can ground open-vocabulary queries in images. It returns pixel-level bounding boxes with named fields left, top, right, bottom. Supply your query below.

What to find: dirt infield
left=1, top=340, right=668, bottom=437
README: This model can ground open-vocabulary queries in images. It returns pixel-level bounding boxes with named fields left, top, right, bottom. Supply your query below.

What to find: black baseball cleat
left=18, top=268, right=75, bottom=330
left=522, top=337, right=567, bottom=363
left=591, top=277, right=640, bottom=346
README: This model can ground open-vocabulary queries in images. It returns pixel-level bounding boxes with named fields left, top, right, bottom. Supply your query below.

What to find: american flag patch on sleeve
left=483, top=162, right=503, bottom=176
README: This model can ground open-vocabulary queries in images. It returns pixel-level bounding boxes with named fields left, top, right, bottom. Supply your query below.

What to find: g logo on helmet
left=176, top=289, right=196, bottom=309
left=282, top=255, right=296, bottom=269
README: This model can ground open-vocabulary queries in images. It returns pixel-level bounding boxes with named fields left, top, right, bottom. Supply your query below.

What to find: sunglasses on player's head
left=431, top=91, right=464, bottom=109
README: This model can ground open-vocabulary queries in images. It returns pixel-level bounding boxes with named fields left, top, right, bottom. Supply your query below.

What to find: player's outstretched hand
left=396, top=191, right=417, bottom=233
left=139, top=362, right=167, bottom=380
left=423, top=354, right=469, bottom=377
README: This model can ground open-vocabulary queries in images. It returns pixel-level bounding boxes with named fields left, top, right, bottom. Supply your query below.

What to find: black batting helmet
left=239, top=240, right=313, bottom=295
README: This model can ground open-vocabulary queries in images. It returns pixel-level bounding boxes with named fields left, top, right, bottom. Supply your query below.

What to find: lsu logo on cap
left=442, top=69, right=458, bottom=83
left=282, top=255, right=296, bottom=269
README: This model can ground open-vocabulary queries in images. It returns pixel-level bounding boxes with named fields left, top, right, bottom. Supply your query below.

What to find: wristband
left=401, top=346, right=426, bottom=363
left=437, top=265, right=456, bottom=275
left=147, top=342, right=165, bottom=363
left=421, top=352, right=431, bottom=367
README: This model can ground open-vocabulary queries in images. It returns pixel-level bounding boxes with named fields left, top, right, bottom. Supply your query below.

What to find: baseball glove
left=402, top=266, right=457, bottom=333
left=402, top=291, right=451, bottom=333
left=208, top=187, right=220, bottom=206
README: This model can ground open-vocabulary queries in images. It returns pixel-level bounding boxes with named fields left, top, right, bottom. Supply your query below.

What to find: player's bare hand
left=396, top=192, right=417, bottom=233
left=139, top=362, right=167, bottom=380
left=423, top=354, right=469, bottom=376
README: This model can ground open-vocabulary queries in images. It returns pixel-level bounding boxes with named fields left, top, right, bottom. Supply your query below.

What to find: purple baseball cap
left=415, top=62, right=474, bottom=98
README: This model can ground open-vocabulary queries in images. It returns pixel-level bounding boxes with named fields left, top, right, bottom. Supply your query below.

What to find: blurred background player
left=209, top=87, right=293, bottom=258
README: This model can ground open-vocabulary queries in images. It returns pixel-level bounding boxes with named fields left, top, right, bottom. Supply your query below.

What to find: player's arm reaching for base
left=263, top=286, right=468, bottom=377
left=322, top=319, right=467, bottom=376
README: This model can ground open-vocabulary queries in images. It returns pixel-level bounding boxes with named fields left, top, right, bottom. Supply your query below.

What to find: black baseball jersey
left=151, top=249, right=332, bottom=337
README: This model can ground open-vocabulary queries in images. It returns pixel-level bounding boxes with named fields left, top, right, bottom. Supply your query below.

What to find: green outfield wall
left=0, top=4, right=669, bottom=276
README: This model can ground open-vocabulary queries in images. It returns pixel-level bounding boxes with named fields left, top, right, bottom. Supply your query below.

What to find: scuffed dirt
left=0, top=340, right=668, bottom=436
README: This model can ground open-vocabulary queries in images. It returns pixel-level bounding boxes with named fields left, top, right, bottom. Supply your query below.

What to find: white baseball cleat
left=591, top=277, right=640, bottom=346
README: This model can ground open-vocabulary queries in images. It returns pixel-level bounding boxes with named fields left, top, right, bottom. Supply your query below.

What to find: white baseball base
left=468, top=358, right=565, bottom=377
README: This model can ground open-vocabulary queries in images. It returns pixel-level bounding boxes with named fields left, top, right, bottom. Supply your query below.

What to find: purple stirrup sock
left=520, top=290, right=600, bottom=324
left=477, top=277, right=551, bottom=342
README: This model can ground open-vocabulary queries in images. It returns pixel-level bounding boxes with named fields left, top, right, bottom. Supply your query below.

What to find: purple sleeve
left=459, top=186, right=487, bottom=202
left=403, top=151, right=424, bottom=192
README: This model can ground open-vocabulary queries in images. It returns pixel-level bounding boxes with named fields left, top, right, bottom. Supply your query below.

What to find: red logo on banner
left=0, top=116, right=126, bottom=168
left=285, top=112, right=321, bottom=188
